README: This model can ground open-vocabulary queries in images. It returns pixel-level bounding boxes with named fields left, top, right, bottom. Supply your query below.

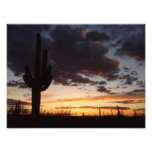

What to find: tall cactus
left=23, top=33, right=52, bottom=116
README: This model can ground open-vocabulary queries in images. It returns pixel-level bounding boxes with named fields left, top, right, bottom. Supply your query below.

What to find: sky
left=7, top=24, right=145, bottom=116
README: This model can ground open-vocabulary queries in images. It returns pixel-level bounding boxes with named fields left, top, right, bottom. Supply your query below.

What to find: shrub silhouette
left=23, top=34, right=52, bottom=116
left=8, top=101, right=28, bottom=115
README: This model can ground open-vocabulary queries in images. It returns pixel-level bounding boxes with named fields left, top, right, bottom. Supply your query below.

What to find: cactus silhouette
left=117, top=106, right=121, bottom=117
left=23, top=34, right=52, bottom=116
left=99, top=107, right=101, bottom=117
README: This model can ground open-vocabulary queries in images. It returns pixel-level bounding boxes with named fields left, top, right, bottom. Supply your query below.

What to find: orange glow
left=7, top=90, right=12, bottom=96
left=40, top=106, right=145, bottom=116
left=81, top=28, right=89, bottom=35
left=41, top=93, right=145, bottom=104
left=7, top=86, right=145, bottom=117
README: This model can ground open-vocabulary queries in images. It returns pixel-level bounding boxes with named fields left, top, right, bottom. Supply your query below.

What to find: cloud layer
left=7, top=25, right=145, bottom=94
left=7, top=25, right=122, bottom=92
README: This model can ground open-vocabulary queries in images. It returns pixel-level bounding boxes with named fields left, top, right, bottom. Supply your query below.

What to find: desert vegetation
left=7, top=102, right=145, bottom=128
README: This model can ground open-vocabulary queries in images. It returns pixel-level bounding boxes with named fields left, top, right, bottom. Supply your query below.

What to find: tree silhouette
left=23, top=34, right=52, bottom=116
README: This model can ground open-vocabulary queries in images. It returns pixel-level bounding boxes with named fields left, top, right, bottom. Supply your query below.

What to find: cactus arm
left=23, top=74, right=33, bottom=88
left=41, top=75, right=52, bottom=91
left=23, top=65, right=33, bottom=88
left=41, top=84, right=50, bottom=91
left=47, top=65, right=52, bottom=75
left=41, top=50, right=48, bottom=76
left=34, top=33, right=41, bottom=79
left=41, top=66, right=52, bottom=91
left=41, top=65, right=52, bottom=91
left=41, top=49, right=48, bottom=85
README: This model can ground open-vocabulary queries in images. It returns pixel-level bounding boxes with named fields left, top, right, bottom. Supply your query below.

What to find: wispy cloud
left=134, top=108, right=145, bottom=111
left=55, top=106, right=130, bottom=110
left=107, top=100, right=145, bottom=104
left=41, top=93, right=145, bottom=105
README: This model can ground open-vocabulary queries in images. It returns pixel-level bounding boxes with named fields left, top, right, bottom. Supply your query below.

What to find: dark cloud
left=7, top=25, right=51, bottom=76
left=108, top=100, right=145, bottom=104
left=100, top=25, right=143, bottom=35
left=132, top=89, right=145, bottom=93
left=97, top=86, right=115, bottom=94
left=123, top=67, right=129, bottom=73
left=119, top=74, right=138, bottom=85
left=8, top=25, right=121, bottom=89
left=7, top=80, right=28, bottom=89
left=130, top=71, right=138, bottom=75
left=115, top=27, right=145, bottom=61
left=97, top=86, right=108, bottom=92
left=8, top=24, right=145, bottom=94
left=100, top=25, right=144, bottom=44
left=123, top=67, right=138, bottom=76
left=86, top=31, right=110, bottom=41
left=99, top=25, right=145, bottom=62
left=50, top=25, right=121, bottom=83
left=99, top=81, right=107, bottom=85
left=52, top=71, right=100, bottom=86
left=136, top=81, right=145, bottom=88
left=125, top=89, right=145, bottom=95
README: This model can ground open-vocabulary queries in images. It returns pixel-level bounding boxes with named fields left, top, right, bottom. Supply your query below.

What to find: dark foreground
left=7, top=114, right=145, bottom=128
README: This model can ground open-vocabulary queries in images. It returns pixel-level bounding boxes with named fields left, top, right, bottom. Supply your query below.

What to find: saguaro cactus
left=23, top=34, right=52, bottom=116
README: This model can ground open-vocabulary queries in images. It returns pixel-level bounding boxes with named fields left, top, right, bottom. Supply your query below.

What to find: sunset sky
left=7, top=25, right=145, bottom=116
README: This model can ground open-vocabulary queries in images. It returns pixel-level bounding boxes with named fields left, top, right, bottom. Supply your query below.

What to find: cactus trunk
left=32, top=33, right=41, bottom=116
left=32, top=87, right=40, bottom=115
